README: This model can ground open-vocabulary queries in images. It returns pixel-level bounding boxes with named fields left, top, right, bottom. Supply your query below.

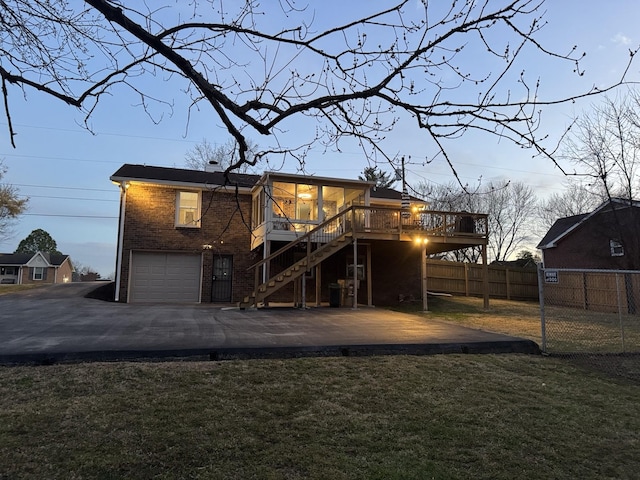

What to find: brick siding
left=119, top=183, right=254, bottom=302
left=544, top=207, right=640, bottom=270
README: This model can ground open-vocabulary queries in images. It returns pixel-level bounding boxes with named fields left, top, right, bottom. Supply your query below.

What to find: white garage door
left=130, top=252, right=202, bottom=303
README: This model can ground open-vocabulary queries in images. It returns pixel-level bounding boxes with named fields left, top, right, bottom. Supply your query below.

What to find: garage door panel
left=130, top=252, right=201, bottom=303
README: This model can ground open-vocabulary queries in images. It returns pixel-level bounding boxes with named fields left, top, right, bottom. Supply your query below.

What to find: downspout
left=114, top=181, right=128, bottom=302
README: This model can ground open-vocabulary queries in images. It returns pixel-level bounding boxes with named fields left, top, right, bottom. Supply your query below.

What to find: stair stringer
left=242, top=233, right=353, bottom=307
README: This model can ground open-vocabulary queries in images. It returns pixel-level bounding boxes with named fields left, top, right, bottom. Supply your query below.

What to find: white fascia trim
left=25, top=252, right=52, bottom=268
left=109, top=176, right=253, bottom=194
left=257, top=171, right=376, bottom=188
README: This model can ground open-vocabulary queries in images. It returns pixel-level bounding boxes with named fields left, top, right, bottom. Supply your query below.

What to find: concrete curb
left=0, top=339, right=540, bottom=365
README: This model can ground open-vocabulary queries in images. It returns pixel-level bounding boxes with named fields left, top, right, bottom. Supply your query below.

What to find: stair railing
left=249, top=206, right=357, bottom=302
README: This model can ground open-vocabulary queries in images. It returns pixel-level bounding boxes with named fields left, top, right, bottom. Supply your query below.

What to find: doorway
left=211, top=255, right=233, bottom=302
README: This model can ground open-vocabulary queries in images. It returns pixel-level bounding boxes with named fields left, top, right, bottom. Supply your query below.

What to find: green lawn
left=0, top=284, right=47, bottom=295
left=1, top=296, right=639, bottom=479
left=2, top=355, right=639, bottom=479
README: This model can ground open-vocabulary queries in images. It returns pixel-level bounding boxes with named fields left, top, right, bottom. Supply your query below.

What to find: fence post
left=615, top=273, right=626, bottom=352
left=506, top=268, right=511, bottom=300
left=464, top=263, right=469, bottom=296
left=537, top=264, right=547, bottom=353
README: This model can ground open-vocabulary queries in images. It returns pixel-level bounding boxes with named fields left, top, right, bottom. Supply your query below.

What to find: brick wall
left=20, top=263, right=73, bottom=285
left=56, top=260, right=74, bottom=283
left=20, top=267, right=52, bottom=285
left=544, top=207, right=640, bottom=270
left=119, top=183, right=255, bottom=302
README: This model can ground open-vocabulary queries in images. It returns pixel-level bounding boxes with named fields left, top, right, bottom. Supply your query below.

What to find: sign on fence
left=544, top=270, right=559, bottom=284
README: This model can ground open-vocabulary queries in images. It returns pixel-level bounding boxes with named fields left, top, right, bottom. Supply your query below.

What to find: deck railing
left=348, top=206, right=488, bottom=238
left=248, top=206, right=488, bottom=304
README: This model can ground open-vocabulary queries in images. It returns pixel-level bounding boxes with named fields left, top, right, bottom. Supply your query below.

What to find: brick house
left=537, top=198, right=640, bottom=270
left=111, top=164, right=489, bottom=305
left=0, top=251, right=73, bottom=285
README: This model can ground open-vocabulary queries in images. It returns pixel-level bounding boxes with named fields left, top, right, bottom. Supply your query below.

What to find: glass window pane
left=296, top=184, right=318, bottom=221
left=345, top=188, right=365, bottom=207
left=178, top=191, right=200, bottom=226
left=322, top=186, right=344, bottom=220
left=272, top=182, right=295, bottom=219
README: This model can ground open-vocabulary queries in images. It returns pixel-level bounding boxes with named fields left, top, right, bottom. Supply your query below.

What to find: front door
left=212, top=255, right=233, bottom=302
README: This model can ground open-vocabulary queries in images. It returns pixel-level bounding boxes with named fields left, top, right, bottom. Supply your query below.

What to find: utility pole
left=401, top=156, right=410, bottom=216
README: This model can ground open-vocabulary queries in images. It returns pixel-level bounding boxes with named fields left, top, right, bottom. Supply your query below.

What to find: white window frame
left=175, top=190, right=201, bottom=228
left=33, top=267, right=45, bottom=281
left=610, top=239, right=624, bottom=257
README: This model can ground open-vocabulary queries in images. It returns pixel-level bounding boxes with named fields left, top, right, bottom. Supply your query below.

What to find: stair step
left=250, top=232, right=352, bottom=305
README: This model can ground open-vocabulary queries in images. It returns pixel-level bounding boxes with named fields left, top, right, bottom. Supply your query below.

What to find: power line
left=0, top=122, right=201, bottom=144
left=22, top=213, right=118, bottom=219
left=13, top=183, right=115, bottom=192
left=1, top=152, right=123, bottom=165
left=19, top=194, right=118, bottom=202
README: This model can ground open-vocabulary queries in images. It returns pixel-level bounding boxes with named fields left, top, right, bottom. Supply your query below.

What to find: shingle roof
left=49, top=254, right=71, bottom=266
left=370, top=186, right=422, bottom=201
left=0, top=253, right=33, bottom=265
left=536, top=213, right=588, bottom=249
left=536, top=197, right=640, bottom=249
left=0, top=252, right=70, bottom=266
left=111, top=164, right=260, bottom=189
left=111, top=164, right=417, bottom=200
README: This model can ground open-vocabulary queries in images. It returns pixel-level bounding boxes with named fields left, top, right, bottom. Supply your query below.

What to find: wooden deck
left=243, top=206, right=489, bottom=307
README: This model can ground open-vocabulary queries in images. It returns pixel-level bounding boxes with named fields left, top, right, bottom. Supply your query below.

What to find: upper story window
left=176, top=191, right=201, bottom=228
left=610, top=239, right=624, bottom=257
left=272, top=182, right=319, bottom=222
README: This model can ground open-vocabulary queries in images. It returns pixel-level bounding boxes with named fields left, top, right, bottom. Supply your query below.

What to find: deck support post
left=352, top=237, right=358, bottom=309
left=421, top=242, right=428, bottom=312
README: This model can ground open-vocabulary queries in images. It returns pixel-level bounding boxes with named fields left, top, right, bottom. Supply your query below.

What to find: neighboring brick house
left=537, top=198, right=640, bottom=270
left=0, top=251, right=74, bottom=285
left=111, top=164, right=489, bottom=305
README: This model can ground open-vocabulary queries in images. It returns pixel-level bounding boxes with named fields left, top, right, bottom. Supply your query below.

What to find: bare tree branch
left=1, top=0, right=637, bottom=181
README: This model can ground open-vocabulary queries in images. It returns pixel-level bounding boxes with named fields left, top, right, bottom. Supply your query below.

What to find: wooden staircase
left=240, top=209, right=356, bottom=308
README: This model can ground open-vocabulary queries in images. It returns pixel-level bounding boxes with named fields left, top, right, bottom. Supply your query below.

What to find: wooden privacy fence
left=540, top=269, right=640, bottom=314
left=426, top=259, right=539, bottom=300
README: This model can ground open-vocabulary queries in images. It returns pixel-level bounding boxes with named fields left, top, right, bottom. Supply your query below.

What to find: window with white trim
left=176, top=191, right=201, bottom=228
left=33, top=267, right=46, bottom=281
left=610, top=239, right=624, bottom=257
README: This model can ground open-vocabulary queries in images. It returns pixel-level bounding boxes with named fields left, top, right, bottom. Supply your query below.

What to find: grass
left=1, top=355, right=639, bottom=479
left=392, top=295, right=543, bottom=344
left=395, top=295, right=640, bottom=380
left=2, top=295, right=639, bottom=478
left=0, top=284, right=47, bottom=295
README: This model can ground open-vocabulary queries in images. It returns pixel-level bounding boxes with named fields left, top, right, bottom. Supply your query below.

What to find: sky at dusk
left=1, top=0, right=640, bottom=277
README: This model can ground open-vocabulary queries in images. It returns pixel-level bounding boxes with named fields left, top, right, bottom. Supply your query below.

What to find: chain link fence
left=538, top=267, right=640, bottom=380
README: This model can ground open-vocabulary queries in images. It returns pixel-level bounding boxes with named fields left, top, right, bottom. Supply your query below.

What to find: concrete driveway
left=0, top=283, right=539, bottom=363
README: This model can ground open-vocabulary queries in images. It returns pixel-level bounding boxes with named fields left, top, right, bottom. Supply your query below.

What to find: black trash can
left=329, top=283, right=341, bottom=308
